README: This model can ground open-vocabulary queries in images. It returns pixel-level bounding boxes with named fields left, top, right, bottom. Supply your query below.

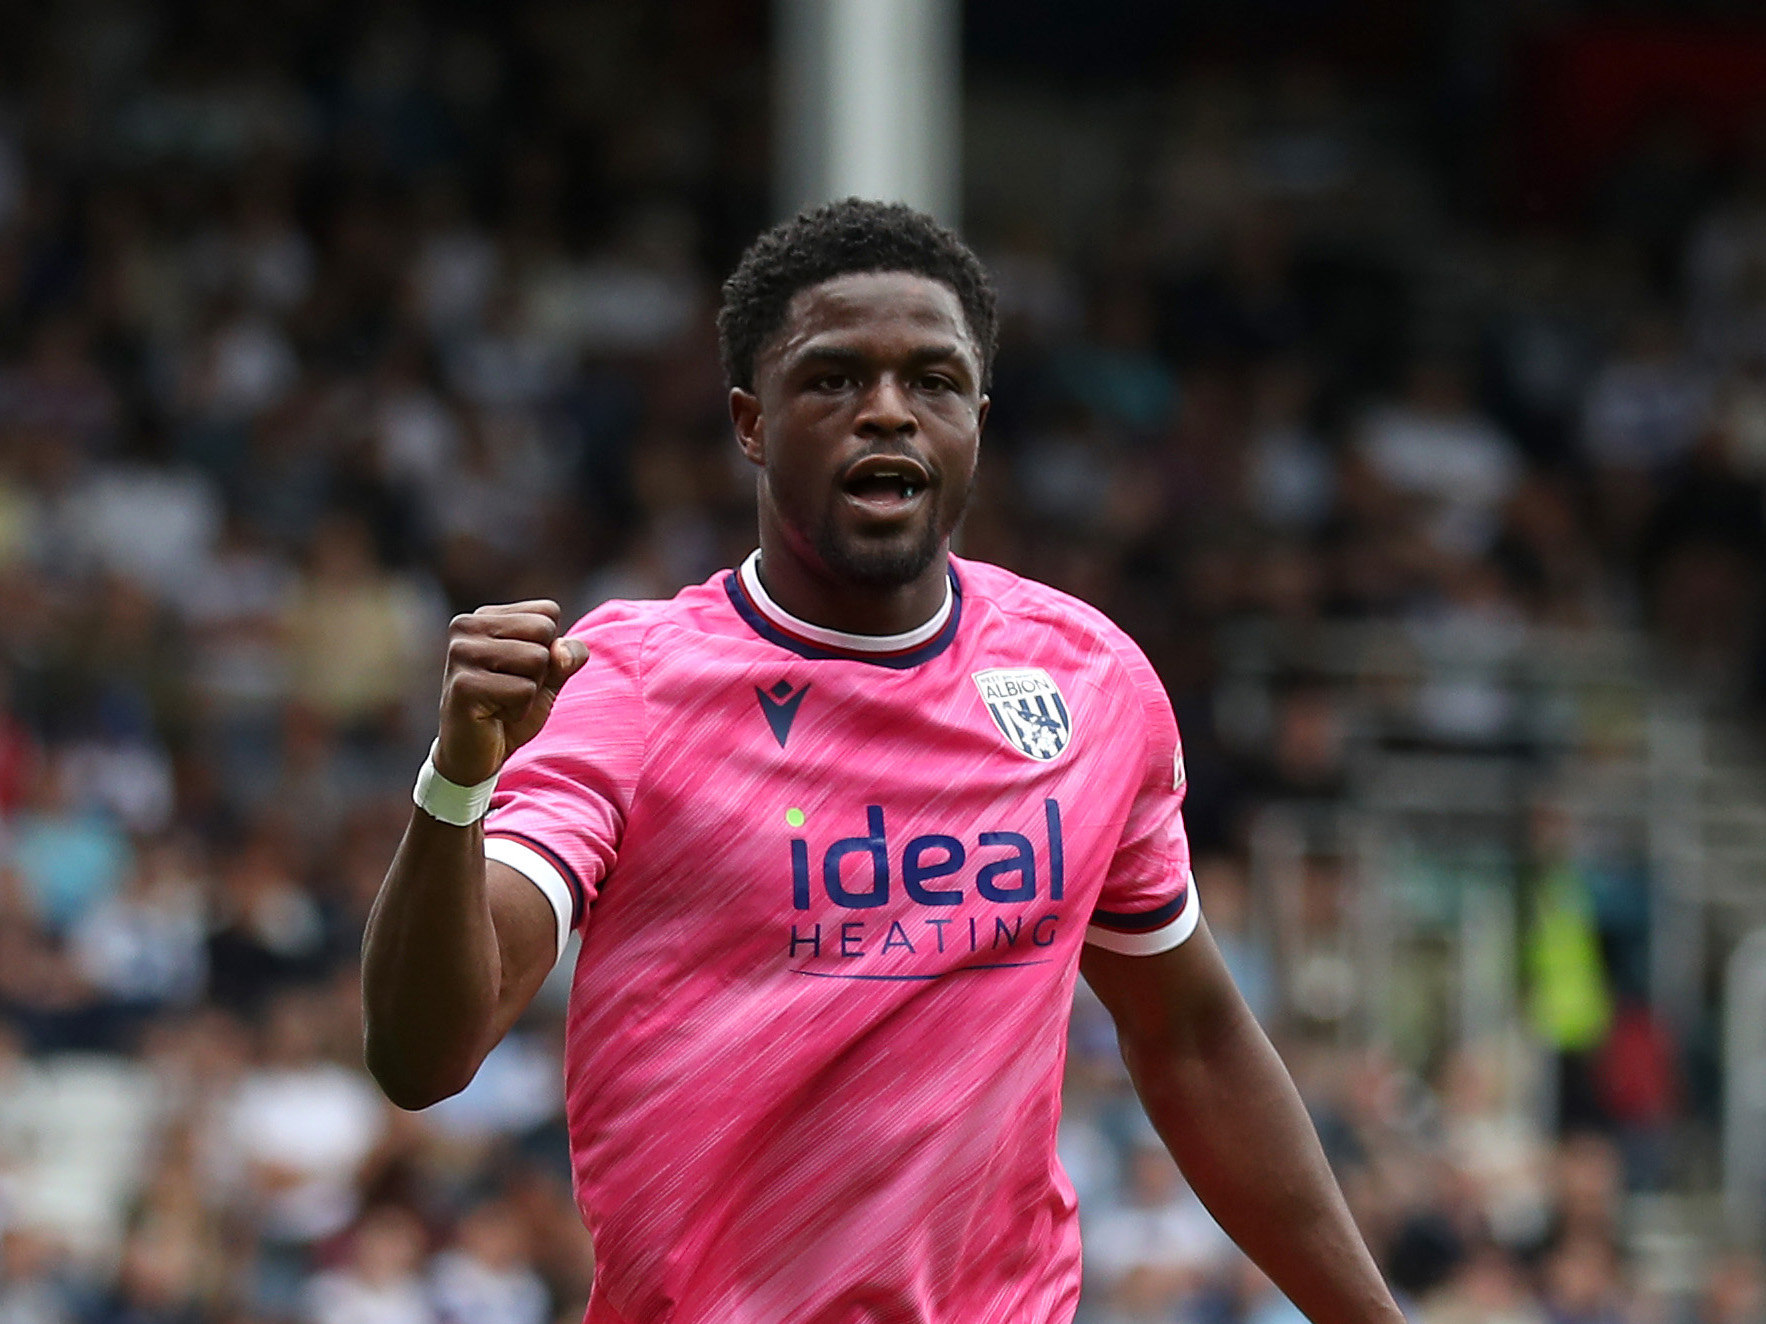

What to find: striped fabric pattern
left=484, top=554, right=1197, bottom=1323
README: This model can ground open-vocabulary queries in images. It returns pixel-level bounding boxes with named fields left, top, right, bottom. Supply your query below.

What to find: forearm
left=361, top=812, right=503, bottom=1109
left=362, top=602, right=585, bottom=1109
left=1121, top=1005, right=1400, bottom=1324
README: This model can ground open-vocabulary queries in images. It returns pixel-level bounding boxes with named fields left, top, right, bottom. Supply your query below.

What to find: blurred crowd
left=0, top=2, right=1763, bottom=1323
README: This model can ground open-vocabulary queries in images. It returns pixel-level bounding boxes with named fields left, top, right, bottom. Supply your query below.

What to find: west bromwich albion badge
left=972, top=668, right=1073, bottom=762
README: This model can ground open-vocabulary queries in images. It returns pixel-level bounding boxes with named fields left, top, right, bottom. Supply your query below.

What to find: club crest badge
left=972, top=667, right=1073, bottom=762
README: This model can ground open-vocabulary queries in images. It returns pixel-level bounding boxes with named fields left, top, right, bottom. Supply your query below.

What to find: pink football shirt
left=484, top=552, right=1199, bottom=1324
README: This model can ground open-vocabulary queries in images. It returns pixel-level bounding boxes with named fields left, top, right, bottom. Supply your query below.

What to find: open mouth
left=840, top=455, right=931, bottom=509
left=843, top=472, right=923, bottom=500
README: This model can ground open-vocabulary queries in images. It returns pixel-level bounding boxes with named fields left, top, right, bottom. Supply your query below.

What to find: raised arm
left=1080, top=922, right=1403, bottom=1324
left=361, top=601, right=587, bottom=1110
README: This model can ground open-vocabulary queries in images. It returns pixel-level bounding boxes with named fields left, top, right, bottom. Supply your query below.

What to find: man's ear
left=977, top=394, right=990, bottom=436
left=730, top=388, right=764, bottom=467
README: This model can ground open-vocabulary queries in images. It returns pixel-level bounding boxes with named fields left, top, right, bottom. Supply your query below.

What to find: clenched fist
left=436, top=600, right=588, bottom=786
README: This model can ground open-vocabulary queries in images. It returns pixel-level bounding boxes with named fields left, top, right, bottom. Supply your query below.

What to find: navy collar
left=723, top=552, right=964, bottom=669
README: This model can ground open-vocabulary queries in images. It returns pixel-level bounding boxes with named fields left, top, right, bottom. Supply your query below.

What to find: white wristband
left=413, top=741, right=500, bottom=826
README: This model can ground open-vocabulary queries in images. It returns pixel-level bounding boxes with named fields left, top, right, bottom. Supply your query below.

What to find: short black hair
left=717, top=198, right=997, bottom=393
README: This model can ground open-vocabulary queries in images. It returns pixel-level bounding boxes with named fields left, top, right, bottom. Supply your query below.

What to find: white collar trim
left=738, top=550, right=953, bottom=653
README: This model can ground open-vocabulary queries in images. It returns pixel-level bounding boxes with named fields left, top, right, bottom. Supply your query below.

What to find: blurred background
left=1, top=1, right=1766, bottom=1321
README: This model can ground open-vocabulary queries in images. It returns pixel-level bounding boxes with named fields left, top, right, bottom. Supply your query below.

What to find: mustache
left=837, top=445, right=938, bottom=486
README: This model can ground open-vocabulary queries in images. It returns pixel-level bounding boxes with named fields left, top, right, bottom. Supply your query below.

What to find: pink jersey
left=483, top=552, right=1198, bottom=1324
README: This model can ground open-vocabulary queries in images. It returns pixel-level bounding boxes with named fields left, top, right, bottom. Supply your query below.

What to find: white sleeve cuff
left=1084, top=872, right=1201, bottom=956
left=484, top=836, right=573, bottom=965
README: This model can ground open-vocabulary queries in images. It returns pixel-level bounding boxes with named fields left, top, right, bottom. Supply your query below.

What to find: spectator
left=212, top=991, right=388, bottom=1253
left=175, top=292, right=301, bottom=429
left=282, top=516, right=431, bottom=739
left=1697, top=1251, right=1764, bottom=1324
left=428, top=1201, right=548, bottom=1324
left=1191, top=851, right=1275, bottom=1024
left=0, top=1228, right=78, bottom=1324
left=304, top=1207, right=434, bottom=1324
left=1246, top=359, right=1334, bottom=533
left=1083, top=1140, right=1234, bottom=1322
left=1580, top=312, right=1711, bottom=475
left=87, top=1227, right=208, bottom=1324
left=1549, top=1135, right=1624, bottom=1248
left=206, top=827, right=330, bottom=1012
left=60, top=452, right=221, bottom=599
left=1524, top=804, right=1614, bottom=1136
left=420, top=1030, right=561, bottom=1151
left=173, top=513, right=297, bottom=753
left=1436, top=1045, right=1549, bottom=1248
left=0, top=1023, right=162, bottom=1256
left=0, top=677, right=39, bottom=814
left=0, top=317, right=120, bottom=451
left=69, top=837, right=208, bottom=1013
left=1538, top=1234, right=1626, bottom=1324
left=1421, top=1241, right=1547, bottom=1324
left=186, top=173, right=315, bottom=317
left=6, top=754, right=131, bottom=934
left=1592, top=1001, right=1681, bottom=1192
left=1354, top=357, right=1522, bottom=559
left=408, top=177, right=499, bottom=340
left=1686, top=140, right=1766, bottom=365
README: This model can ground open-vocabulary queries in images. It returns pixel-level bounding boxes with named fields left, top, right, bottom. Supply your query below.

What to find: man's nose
left=854, top=375, right=917, bottom=436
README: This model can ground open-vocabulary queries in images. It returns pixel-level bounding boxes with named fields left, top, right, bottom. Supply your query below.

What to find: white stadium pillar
left=774, top=0, right=961, bottom=223
left=1725, top=927, right=1766, bottom=1236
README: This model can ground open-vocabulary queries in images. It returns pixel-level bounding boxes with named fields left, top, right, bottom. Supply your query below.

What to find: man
left=362, top=199, right=1402, bottom=1324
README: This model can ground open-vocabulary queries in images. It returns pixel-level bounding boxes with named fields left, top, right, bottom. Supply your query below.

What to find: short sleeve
left=1086, top=649, right=1199, bottom=957
left=482, top=612, right=646, bottom=963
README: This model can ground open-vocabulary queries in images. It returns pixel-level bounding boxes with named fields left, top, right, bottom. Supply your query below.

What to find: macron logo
left=756, top=680, right=810, bottom=748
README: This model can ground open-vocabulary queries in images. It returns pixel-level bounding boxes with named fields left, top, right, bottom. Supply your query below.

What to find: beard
left=806, top=464, right=975, bottom=589
left=811, top=510, right=946, bottom=588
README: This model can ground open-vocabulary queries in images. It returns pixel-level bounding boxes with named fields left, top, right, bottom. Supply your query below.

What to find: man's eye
left=921, top=375, right=954, bottom=392
left=813, top=374, right=851, bottom=391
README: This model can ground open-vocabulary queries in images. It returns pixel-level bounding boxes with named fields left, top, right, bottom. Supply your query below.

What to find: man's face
left=731, top=271, right=989, bottom=589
